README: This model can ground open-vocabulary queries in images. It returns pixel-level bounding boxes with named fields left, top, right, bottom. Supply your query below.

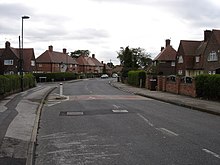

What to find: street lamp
left=20, top=15, right=30, bottom=91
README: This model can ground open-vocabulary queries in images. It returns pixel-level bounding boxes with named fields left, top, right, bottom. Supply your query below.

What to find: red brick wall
left=149, top=76, right=196, bottom=97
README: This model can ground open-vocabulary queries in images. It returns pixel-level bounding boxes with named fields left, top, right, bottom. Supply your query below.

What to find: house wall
left=203, top=35, right=220, bottom=74
left=1, top=49, right=19, bottom=74
left=156, top=61, right=176, bottom=75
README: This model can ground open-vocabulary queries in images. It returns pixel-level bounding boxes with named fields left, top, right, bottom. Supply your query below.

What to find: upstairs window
left=207, top=51, right=218, bottom=61
left=171, top=61, right=175, bottom=66
left=4, top=59, right=13, bottom=65
left=196, top=56, right=200, bottom=63
left=31, top=60, right=35, bottom=66
left=178, top=56, right=183, bottom=63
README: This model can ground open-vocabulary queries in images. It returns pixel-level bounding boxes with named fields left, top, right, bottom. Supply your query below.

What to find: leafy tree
left=117, top=46, right=152, bottom=78
left=70, top=50, right=90, bottom=58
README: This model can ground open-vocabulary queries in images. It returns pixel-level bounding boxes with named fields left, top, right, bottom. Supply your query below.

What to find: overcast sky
left=1, top=0, right=220, bottom=64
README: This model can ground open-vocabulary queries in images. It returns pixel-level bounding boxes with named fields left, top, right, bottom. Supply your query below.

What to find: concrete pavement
left=0, top=84, right=56, bottom=165
left=110, top=81, right=220, bottom=116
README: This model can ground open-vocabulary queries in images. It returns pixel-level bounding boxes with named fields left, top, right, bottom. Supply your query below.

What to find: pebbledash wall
left=146, top=76, right=197, bottom=97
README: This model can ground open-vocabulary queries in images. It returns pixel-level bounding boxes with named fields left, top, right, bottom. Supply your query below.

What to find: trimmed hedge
left=0, top=74, right=36, bottom=96
left=195, top=74, right=220, bottom=100
left=127, top=70, right=146, bottom=88
left=34, top=72, right=78, bottom=82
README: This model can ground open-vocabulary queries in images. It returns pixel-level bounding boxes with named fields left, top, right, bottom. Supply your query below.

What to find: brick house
left=0, top=41, right=36, bottom=75
left=203, top=30, right=220, bottom=74
left=153, top=39, right=177, bottom=75
left=36, top=45, right=78, bottom=73
left=76, top=54, right=103, bottom=74
left=176, top=29, right=220, bottom=76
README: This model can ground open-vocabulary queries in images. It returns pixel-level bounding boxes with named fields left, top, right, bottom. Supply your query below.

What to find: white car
left=101, top=74, right=109, bottom=79
left=112, top=73, right=118, bottom=78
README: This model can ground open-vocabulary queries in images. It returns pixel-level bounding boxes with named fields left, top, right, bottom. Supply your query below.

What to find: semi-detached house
left=176, top=29, right=220, bottom=76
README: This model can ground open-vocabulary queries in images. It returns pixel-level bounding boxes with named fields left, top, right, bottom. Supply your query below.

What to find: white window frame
left=178, top=70, right=183, bottom=75
left=207, top=51, right=218, bottom=61
left=171, top=61, right=175, bottom=66
left=4, top=59, right=13, bottom=65
left=178, top=56, right=183, bottom=63
left=31, top=60, right=35, bottom=66
left=196, top=56, right=200, bottom=63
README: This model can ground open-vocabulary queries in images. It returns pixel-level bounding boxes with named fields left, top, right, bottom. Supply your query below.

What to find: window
left=171, top=61, right=175, bottom=66
left=178, top=56, right=183, bottom=63
left=70, top=64, right=73, bottom=68
left=207, top=51, right=218, bottom=61
left=4, top=60, right=13, bottom=65
left=178, top=70, right=183, bottom=75
left=196, top=56, right=200, bottom=63
left=31, top=60, right=35, bottom=66
left=39, top=64, right=42, bottom=67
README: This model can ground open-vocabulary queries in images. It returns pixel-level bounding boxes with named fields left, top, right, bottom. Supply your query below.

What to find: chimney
left=204, top=30, right=211, bottom=42
left=5, top=41, right=10, bottom=48
left=92, top=54, right=95, bottom=58
left=161, top=47, right=164, bottom=51
left=165, top=39, right=171, bottom=47
left=101, top=61, right=103, bottom=64
left=63, top=48, right=67, bottom=54
left=48, top=45, right=53, bottom=52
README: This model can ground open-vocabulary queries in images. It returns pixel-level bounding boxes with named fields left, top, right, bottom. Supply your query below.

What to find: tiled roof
left=154, top=45, right=176, bottom=61
left=180, top=40, right=202, bottom=56
left=76, top=55, right=103, bottom=67
left=36, top=50, right=77, bottom=64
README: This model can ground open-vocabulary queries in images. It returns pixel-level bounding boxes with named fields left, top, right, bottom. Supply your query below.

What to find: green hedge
left=34, top=72, right=78, bottom=82
left=0, top=74, right=36, bottom=96
left=127, top=70, right=146, bottom=88
left=195, top=74, right=220, bottom=100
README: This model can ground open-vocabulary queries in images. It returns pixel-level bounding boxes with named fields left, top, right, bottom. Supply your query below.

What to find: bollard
left=59, top=83, right=63, bottom=96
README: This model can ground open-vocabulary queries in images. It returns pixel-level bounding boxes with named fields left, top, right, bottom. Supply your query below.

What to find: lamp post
left=20, top=15, right=30, bottom=91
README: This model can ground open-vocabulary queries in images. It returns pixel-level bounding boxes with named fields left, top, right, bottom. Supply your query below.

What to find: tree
left=70, top=50, right=90, bottom=58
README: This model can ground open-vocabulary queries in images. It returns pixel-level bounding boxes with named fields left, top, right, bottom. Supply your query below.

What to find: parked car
left=112, top=73, right=118, bottom=78
left=101, top=74, right=109, bottom=79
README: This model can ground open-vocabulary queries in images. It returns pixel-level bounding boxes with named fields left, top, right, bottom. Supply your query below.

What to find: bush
left=127, top=70, right=146, bottom=88
left=0, top=74, right=36, bottom=96
left=195, top=74, right=220, bottom=100
left=34, top=72, right=78, bottom=82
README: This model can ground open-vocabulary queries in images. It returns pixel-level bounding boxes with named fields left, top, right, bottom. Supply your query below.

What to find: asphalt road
left=34, top=78, right=220, bottom=165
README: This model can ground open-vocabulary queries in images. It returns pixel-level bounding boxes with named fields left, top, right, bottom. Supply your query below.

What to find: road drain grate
left=60, top=111, right=84, bottom=116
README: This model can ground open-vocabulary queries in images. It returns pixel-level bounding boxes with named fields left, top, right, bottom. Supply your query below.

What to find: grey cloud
left=91, top=0, right=220, bottom=28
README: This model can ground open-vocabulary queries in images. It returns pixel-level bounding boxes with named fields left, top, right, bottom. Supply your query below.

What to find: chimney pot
left=165, top=39, right=171, bottom=47
left=161, top=47, right=164, bottom=51
left=49, top=45, right=53, bottom=52
left=204, top=30, right=212, bottom=42
left=63, top=48, right=67, bottom=54
left=92, top=54, right=95, bottom=58
left=5, top=41, right=10, bottom=48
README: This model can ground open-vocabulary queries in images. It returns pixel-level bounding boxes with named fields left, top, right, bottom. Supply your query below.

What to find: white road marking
left=202, top=149, right=220, bottom=159
left=112, top=110, right=128, bottom=113
left=137, top=113, right=154, bottom=127
left=113, top=104, right=120, bottom=109
left=156, top=127, right=179, bottom=136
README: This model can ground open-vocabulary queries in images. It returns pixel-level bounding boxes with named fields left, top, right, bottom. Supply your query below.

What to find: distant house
left=76, top=54, right=103, bottom=74
left=176, top=29, right=220, bottom=76
left=0, top=41, right=36, bottom=75
left=153, top=39, right=177, bottom=75
left=36, top=45, right=78, bottom=73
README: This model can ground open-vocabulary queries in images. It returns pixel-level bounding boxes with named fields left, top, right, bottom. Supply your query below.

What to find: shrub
left=195, top=74, right=220, bottom=100
left=34, top=72, right=78, bottom=82
left=128, top=70, right=146, bottom=88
